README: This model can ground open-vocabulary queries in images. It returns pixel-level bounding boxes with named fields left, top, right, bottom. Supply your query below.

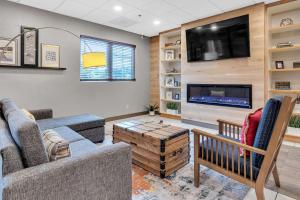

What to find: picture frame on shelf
left=166, top=91, right=173, bottom=100
left=165, top=76, right=175, bottom=87
left=41, top=44, right=60, bottom=68
left=275, top=61, right=284, bottom=69
left=175, top=93, right=180, bottom=100
left=293, top=62, right=300, bottom=68
left=0, top=38, right=17, bottom=66
left=165, top=50, right=175, bottom=61
left=21, top=26, right=39, bottom=67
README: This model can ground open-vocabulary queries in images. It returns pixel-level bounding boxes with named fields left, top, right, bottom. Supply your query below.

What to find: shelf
left=0, top=65, right=67, bottom=70
left=269, top=89, right=300, bottom=94
left=269, top=68, right=300, bottom=72
left=161, top=59, right=181, bottom=62
left=160, top=112, right=181, bottom=120
left=270, top=24, right=300, bottom=34
left=161, top=72, right=181, bottom=75
left=160, top=111, right=181, bottom=116
left=161, top=45, right=181, bottom=50
left=161, top=98, right=181, bottom=103
left=161, top=86, right=181, bottom=89
left=269, top=45, right=300, bottom=53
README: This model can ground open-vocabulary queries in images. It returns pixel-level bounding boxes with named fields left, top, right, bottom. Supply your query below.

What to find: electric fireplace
left=187, top=84, right=252, bottom=109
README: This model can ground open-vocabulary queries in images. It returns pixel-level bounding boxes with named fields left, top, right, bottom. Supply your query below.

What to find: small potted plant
left=146, top=104, right=159, bottom=116
left=166, top=102, right=179, bottom=115
left=288, top=115, right=300, bottom=136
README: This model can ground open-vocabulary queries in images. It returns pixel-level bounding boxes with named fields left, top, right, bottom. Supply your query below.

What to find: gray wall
left=0, top=0, right=150, bottom=118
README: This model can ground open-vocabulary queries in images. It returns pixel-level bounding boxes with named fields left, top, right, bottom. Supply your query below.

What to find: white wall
left=0, top=0, right=150, bottom=118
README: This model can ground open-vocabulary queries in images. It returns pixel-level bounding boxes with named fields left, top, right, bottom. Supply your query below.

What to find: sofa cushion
left=252, top=97, right=282, bottom=168
left=199, top=135, right=260, bottom=180
left=51, top=126, right=85, bottom=143
left=37, top=114, right=105, bottom=131
left=6, top=109, right=49, bottom=167
left=69, top=139, right=98, bottom=157
left=0, top=114, right=24, bottom=175
left=78, top=127, right=105, bottom=143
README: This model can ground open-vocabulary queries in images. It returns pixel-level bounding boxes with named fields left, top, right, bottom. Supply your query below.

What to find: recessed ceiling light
left=153, top=20, right=161, bottom=25
left=211, top=24, right=218, bottom=31
left=114, top=5, right=123, bottom=11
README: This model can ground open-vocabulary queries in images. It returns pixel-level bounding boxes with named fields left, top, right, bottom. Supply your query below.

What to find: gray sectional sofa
left=0, top=98, right=132, bottom=200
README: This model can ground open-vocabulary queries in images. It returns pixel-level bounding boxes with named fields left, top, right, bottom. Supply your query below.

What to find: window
left=80, top=35, right=136, bottom=81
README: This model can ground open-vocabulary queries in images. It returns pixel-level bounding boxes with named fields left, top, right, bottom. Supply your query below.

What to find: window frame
left=80, top=35, right=136, bottom=82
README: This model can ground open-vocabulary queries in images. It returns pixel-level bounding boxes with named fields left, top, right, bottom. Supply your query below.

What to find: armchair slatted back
left=257, top=96, right=296, bottom=185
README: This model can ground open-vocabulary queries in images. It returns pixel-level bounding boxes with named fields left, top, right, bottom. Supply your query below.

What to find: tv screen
left=186, top=15, right=250, bottom=62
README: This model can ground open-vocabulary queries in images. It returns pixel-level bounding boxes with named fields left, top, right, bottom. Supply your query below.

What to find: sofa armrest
left=2, top=142, right=132, bottom=200
left=29, top=109, right=53, bottom=120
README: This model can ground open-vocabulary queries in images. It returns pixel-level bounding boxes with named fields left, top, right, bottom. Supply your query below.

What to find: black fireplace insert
left=187, top=84, right=252, bottom=109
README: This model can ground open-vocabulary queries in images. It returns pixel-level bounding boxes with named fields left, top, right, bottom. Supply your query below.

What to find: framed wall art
left=21, top=26, right=39, bottom=67
left=275, top=61, right=284, bottom=69
left=41, top=44, right=60, bottom=68
left=0, top=38, right=17, bottom=66
left=166, top=91, right=173, bottom=100
left=165, top=76, right=175, bottom=87
left=165, top=50, right=175, bottom=61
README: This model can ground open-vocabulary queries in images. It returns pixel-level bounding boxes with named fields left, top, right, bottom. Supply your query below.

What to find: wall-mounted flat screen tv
left=186, top=15, right=250, bottom=62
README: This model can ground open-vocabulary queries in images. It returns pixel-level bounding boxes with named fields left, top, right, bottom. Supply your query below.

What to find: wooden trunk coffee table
left=113, top=120, right=190, bottom=178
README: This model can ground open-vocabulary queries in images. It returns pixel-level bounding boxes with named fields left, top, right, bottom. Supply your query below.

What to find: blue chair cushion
left=199, top=135, right=261, bottom=180
left=252, top=97, right=282, bottom=168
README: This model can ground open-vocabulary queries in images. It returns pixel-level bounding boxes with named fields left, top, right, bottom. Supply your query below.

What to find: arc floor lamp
left=0, top=26, right=106, bottom=68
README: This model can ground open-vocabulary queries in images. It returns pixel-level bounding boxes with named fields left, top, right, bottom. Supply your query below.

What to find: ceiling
left=7, top=0, right=278, bottom=37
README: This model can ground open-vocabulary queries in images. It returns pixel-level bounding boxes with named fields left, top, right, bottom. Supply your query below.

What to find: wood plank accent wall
left=150, top=36, right=160, bottom=105
left=181, top=3, right=266, bottom=125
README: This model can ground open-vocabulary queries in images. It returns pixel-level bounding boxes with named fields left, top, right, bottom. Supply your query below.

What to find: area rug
left=132, top=163, right=250, bottom=200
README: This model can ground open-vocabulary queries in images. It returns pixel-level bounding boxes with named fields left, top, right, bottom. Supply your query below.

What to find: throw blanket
left=42, top=129, right=70, bottom=161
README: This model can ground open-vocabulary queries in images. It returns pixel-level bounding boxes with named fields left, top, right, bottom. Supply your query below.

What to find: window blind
left=80, top=35, right=136, bottom=81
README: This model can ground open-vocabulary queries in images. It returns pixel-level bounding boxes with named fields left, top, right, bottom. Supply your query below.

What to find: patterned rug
left=132, top=163, right=250, bottom=200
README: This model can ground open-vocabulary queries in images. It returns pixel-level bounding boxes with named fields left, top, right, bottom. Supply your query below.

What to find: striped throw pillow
left=42, top=129, right=70, bottom=161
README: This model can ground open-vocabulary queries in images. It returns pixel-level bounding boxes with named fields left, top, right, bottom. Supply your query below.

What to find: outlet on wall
left=126, top=104, right=129, bottom=109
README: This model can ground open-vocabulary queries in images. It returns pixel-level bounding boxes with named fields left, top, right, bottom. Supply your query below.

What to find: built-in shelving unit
left=269, top=23, right=300, bottom=33
left=161, top=86, right=181, bottom=89
left=161, top=72, right=181, bottom=75
left=269, top=68, right=300, bottom=72
left=159, top=29, right=182, bottom=119
left=161, top=45, right=181, bottom=50
left=266, top=1, right=300, bottom=142
left=161, top=59, right=181, bottom=63
left=161, top=98, right=181, bottom=103
left=269, top=89, right=300, bottom=94
left=269, top=45, right=300, bottom=52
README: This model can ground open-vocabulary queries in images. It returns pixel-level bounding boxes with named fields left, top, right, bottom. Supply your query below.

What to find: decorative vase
left=166, top=109, right=178, bottom=115
left=287, top=127, right=300, bottom=136
left=149, top=111, right=155, bottom=116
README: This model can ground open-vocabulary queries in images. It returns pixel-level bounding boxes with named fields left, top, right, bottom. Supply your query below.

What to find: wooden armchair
left=193, top=96, right=296, bottom=200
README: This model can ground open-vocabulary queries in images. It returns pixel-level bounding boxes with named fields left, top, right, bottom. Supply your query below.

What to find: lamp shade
left=82, top=52, right=106, bottom=68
